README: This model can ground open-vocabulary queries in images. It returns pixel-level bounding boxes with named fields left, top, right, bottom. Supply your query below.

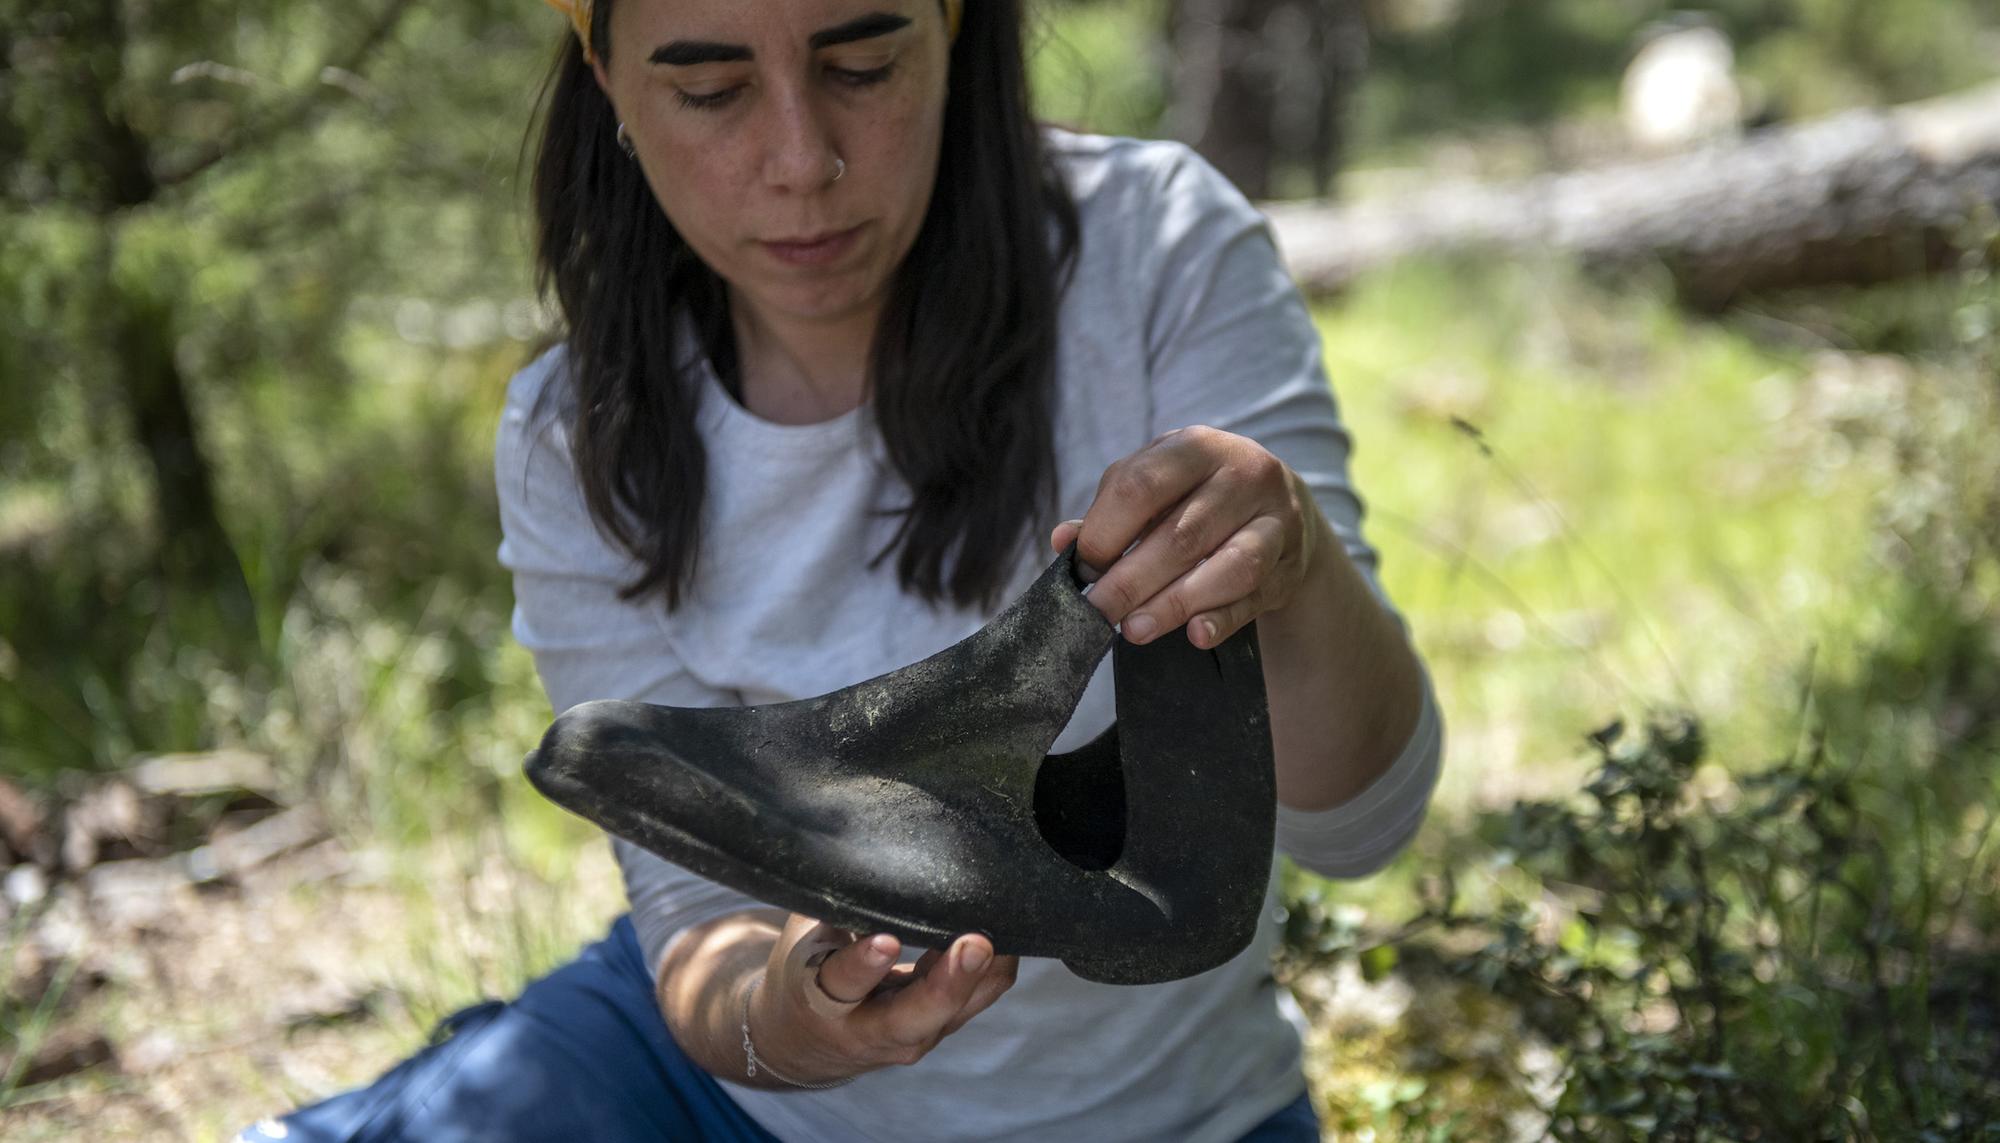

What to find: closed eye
left=675, top=86, right=744, bottom=110
left=828, top=61, right=896, bottom=88
left=670, top=58, right=896, bottom=113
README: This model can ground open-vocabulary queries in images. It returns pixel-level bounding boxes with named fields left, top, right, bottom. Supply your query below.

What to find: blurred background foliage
left=1354, top=0, right=2000, bottom=143
left=2, top=0, right=1998, bottom=1137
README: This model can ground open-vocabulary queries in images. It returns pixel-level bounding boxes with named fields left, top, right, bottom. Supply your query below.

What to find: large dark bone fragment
left=525, top=546, right=1275, bottom=985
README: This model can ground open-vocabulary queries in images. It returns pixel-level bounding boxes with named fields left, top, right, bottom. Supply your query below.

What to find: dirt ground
left=3, top=783, right=1541, bottom=1142
left=3, top=836, right=626, bottom=1142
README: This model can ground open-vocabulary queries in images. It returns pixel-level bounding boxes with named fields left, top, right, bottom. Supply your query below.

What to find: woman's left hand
left=1051, top=425, right=1325, bottom=650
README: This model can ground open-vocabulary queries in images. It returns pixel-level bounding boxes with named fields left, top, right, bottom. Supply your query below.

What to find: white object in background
left=1621, top=19, right=1744, bottom=152
left=5, top=862, right=48, bottom=908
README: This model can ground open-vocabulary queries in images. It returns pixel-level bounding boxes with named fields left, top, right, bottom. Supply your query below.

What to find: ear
left=590, top=51, right=626, bottom=130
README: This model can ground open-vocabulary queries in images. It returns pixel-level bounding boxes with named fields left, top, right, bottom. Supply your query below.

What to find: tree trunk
left=1264, top=82, right=2000, bottom=309
left=1301, top=0, right=1369, bottom=198
left=1168, top=0, right=1284, bottom=199
left=1167, top=0, right=1369, bottom=200
left=109, top=269, right=259, bottom=653
left=73, top=0, right=257, bottom=655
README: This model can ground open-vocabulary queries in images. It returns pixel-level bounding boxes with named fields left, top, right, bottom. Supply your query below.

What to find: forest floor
left=5, top=829, right=624, bottom=1140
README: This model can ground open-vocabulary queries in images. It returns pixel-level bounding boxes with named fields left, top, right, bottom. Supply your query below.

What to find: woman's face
left=594, top=0, right=952, bottom=329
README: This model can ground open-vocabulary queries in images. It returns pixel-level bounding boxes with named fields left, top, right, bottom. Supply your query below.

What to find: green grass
left=1028, top=0, right=1169, bottom=138
left=1320, top=258, right=1927, bottom=810
left=1290, top=256, right=2000, bottom=1136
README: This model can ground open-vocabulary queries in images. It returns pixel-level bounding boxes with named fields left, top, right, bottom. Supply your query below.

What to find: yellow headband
left=543, top=0, right=593, bottom=61
left=544, top=0, right=963, bottom=65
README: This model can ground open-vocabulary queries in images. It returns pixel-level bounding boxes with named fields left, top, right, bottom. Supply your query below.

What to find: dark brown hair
left=531, top=0, right=1079, bottom=612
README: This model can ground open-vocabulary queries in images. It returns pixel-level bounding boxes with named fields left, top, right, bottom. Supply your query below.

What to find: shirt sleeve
left=494, top=350, right=766, bottom=978
left=1135, top=144, right=1444, bottom=879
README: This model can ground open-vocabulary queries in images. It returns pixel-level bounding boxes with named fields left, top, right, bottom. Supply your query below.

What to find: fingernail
left=1197, top=618, right=1217, bottom=646
left=1124, top=614, right=1156, bottom=641
left=959, top=943, right=991, bottom=974
left=866, top=936, right=895, bottom=964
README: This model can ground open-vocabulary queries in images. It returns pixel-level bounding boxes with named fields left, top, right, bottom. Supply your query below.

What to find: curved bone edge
left=1087, top=621, right=1276, bottom=983
left=520, top=550, right=1274, bottom=985
left=526, top=721, right=1164, bottom=959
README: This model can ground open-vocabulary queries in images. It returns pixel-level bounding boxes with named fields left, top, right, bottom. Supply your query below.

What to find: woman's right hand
left=746, top=914, right=1018, bottom=1084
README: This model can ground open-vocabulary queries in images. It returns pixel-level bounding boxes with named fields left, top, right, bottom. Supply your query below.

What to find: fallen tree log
left=1266, top=82, right=2000, bottom=308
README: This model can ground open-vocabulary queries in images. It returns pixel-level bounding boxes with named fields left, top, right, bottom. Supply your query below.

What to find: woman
left=244, top=0, right=1441, bottom=1139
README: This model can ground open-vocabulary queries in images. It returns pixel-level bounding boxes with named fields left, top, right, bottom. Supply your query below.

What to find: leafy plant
left=1282, top=243, right=2000, bottom=1140
left=1285, top=688, right=2000, bottom=1140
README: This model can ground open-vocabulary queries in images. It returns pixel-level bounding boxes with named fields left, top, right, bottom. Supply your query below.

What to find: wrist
left=654, top=910, right=792, bottom=1086
left=741, top=969, right=856, bottom=1091
left=1260, top=505, right=1427, bottom=812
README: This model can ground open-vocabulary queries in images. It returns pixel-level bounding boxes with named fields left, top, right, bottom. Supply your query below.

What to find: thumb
left=1049, top=518, right=1083, bottom=554
left=1049, top=519, right=1103, bottom=584
left=791, top=924, right=900, bottom=1020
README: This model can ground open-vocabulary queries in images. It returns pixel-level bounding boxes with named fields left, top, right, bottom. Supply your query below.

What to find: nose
left=759, top=83, right=841, bottom=194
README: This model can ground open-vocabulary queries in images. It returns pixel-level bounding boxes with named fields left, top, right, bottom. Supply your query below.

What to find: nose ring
left=831, top=156, right=846, bottom=183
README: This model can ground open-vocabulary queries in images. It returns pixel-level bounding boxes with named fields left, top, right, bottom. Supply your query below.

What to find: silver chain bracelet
left=742, top=971, right=856, bottom=1091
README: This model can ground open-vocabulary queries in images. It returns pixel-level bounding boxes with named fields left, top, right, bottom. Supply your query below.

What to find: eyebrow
left=649, top=12, right=913, bottom=66
left=648, top=11, right=916, bottom=66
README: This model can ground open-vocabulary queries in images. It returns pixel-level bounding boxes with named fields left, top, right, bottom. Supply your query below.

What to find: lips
left=761, top=223, right=863, bottom=267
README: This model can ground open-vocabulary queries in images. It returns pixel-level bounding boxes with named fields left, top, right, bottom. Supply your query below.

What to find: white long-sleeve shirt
left=495, top=128, right=1442, bottom=1143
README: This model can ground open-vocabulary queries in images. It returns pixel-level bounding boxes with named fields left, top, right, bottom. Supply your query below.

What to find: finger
left=1049, top=519, right=1081, bottom=554
left=1048, top=519, right=1106, bottom=584
left=939, top=954, right=1020, bottom=1037
left=774, top=915, right=854, bottom=982
left=1073, top=431, right=1218, bottom=585
left=867, top=933, right=996, bottom=1051
left=1090, top=471, right=1258, bottom=634
left=779, top=917, right=854, bottom=965
left=801, top=929, right=900, bottom=1018
left=1134, top=515, right=1293, bottom=648
left=872, top=945, right=943, bottom=995
left=1188, top=595, right=1261, bottom=651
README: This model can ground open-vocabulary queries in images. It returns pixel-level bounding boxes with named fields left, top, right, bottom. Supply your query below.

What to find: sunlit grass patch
left=1319, top=258, right=1910, bottom=808
left=1028, top=0, right=1168, bottom=139
left=1290, top=257, right=2000, bottom=1137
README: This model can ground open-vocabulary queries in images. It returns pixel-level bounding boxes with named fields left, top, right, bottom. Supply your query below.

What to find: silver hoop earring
left=831, top=156, right=846, bottom=183
left=616, top=122, right=636, bottom=158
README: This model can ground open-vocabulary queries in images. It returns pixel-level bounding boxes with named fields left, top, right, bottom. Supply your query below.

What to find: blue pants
left=241, top=916, right=1321, bottom=1142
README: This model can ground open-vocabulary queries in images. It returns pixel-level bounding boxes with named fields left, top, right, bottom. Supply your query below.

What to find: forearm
left=1258, top=506, right=1426, bottom=812
left=656, top=908, right=798, bottom=1091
